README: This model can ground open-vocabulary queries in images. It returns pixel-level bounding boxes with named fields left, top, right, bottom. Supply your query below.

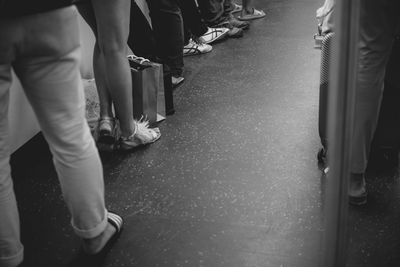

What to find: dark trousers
left=197, top=0, right=233, bottom=26
left=178, top=0, right=208, bottom=45
left=146, top=0, right=184, bottom=77
left=128, top=1, right=157, bottom=61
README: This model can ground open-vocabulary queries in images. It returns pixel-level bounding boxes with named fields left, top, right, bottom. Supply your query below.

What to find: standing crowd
left=0, top=0, right=265, bottom=266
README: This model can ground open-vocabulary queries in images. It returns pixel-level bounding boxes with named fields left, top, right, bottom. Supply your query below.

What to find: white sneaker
left=183, top=39, right=212, bottom=56
left=200, top=27, right=229, bottom=44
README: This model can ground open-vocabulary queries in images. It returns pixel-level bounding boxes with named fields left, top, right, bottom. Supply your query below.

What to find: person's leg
left=239, top=0, right=266, bottom=21
left=197, top=0, right=226, bottom=26
left=0, top=15, right=28, bottom=267
left=179, top=0, right=208, bottom=39
left=76, top=2, right=113, bottom=121
left=13, top=6, right=111, bottom=246
left=349, top=0, right=400, bottom=204
left=241, top=0, right=252, bottom=13
left=127, top=1, right=157, bottom=60
left=147, top=0, right=184, bottom=78
left=0, top=64, right=24, bottom=267
left=218, top=0, right=250, bottom=30
left=91, top=0, right=135, bottom=138
left=15, top=6, right=108, bottom=238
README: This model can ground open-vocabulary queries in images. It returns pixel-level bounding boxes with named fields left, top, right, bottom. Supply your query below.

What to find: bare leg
left=76, top=3, right=113, bottom=120
left=91, top=0, right=135, bottom=137
left=242, top=0, right=253, bottom=13
left=240, top=0, right=265, bottom=20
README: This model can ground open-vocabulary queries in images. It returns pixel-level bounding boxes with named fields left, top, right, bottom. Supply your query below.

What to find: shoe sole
left=183, top=49, right=212, bottom=57
left=349, top=192, right=367, bottom=206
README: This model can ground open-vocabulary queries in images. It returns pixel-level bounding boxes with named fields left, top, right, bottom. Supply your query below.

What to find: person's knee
left=97, top=39, right=127, bottom=57
left=46, top=119, right=96, bottom=165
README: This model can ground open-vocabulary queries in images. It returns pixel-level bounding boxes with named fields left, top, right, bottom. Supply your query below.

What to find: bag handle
left=127, top=54, right=150, bottom=64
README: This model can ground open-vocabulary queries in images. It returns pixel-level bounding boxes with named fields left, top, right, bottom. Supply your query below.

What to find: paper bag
left=129, top=55, right=166, bottom=124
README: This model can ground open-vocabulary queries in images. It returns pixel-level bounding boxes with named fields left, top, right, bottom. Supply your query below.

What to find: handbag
left=128, top=55, right=166, bottom=124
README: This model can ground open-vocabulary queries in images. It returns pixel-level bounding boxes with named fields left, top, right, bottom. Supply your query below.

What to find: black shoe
left=348, top=173, right=367, bottom=205
left=317, top=147, right=327, bottom=170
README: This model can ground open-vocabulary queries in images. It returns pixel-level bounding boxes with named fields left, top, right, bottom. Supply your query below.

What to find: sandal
left=238, top=8, right=266, bottom=21
left=71, top=212, right=123, bottom=267
left=231, top=3, right=243, bottom=13
left=95, top=212, right=123, bottom=255
left=96, top=117, right=117, bottom=151
left=119, top=118, right=161, bottom=151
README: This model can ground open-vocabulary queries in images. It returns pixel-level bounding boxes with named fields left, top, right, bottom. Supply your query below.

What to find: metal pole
left=322, top=0, right=360, bottom=266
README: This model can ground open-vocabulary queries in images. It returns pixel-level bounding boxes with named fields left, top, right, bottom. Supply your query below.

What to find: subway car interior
left=3, top=0, right=400, bottom=266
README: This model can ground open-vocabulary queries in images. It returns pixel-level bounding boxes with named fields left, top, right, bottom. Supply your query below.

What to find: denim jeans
left=0, top=6, right=107, bottom=266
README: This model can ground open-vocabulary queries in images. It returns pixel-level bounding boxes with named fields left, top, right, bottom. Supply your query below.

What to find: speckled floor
left=10, top=0, right=383, bottom=266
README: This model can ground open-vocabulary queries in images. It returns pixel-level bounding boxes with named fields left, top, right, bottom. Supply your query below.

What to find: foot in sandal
left=96, top=117, right=118, bottom=152
left=238, top=8, right=266, bottom=21
left=231, top=3, right=243, bottom=13
left=69, top=212, right=123, bottom=266
left=82, top=212, right=123, bottom=255
left=119, top=118, right=161, bottom=151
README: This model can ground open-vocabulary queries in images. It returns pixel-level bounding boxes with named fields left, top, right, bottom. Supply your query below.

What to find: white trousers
left=0, top=6, right=108, bottom=267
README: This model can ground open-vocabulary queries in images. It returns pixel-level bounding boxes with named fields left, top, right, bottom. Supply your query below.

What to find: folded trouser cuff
left=0, top=246, right=24, bottom=267
left=72, top=210, right=108, bottom=239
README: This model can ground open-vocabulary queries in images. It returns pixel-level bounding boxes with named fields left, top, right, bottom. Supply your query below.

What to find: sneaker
left=96, top=117, right=117, bottom=151
left=171, top=76, right=184, bottom=88
left=183, top=38, right=213, bottom=56
left=227, top=26, right=244, bottom=38
left=119, top=119, right=161, bottom=151
left=317, top=147, right=327, bottom=169
left=199, top=27, right=229, bottom=44
left=228, top=16, right=250, bottom=30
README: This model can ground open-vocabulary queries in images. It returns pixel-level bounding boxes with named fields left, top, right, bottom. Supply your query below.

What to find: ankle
left=120, top=120, right=136, bottom=138
left=82, top=222, right=116, bottom=254
left=244, top=7, right=253, bottom=14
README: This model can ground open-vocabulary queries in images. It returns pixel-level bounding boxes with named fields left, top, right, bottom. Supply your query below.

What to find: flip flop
left=119, top=118, right=161, bottom=151
left=238, top=8, right=266, bottom=21
left=69, top=212, right=124, bottom=267
left=231, top=3, right=243, bottom=13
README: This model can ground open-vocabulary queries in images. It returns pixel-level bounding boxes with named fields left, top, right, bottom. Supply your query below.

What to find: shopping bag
left=128, top=55, right=166, bottom=124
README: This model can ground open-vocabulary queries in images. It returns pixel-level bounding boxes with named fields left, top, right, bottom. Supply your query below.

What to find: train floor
left=9, top=0, right=400, bottom=266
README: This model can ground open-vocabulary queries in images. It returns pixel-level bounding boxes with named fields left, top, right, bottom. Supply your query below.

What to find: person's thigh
left=13, top=6, right=89, bottom=162
left=91, top=0, right=130, bottom=51
left=13, top=7, right=106, bottom=235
